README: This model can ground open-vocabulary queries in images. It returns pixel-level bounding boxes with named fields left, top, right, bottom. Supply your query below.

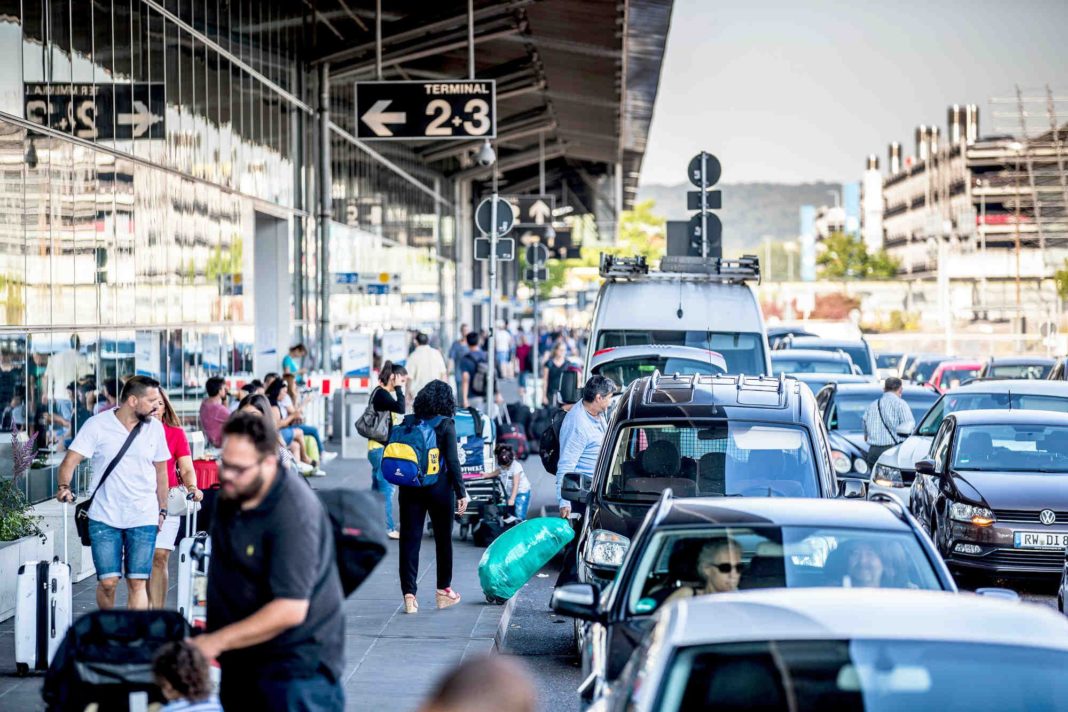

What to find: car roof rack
left=599, top=254, right=649, bottom=278
left=599, top=253, right=761, bottom=284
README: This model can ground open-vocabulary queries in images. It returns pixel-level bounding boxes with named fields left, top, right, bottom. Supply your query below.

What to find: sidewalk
left=0, top=455, right=510, bottom=712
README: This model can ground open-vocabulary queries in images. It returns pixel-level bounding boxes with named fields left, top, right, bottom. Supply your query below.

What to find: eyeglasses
left=217, top=457, right=264, bottom=477
left=712, top=562, right=745, bottom=574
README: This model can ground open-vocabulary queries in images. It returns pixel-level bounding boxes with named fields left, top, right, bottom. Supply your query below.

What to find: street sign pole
left=531, top=271, right=540, bottom=409
left=700, top=151, right=708, bottom=259
left=486, top=173, right=498, bottom=420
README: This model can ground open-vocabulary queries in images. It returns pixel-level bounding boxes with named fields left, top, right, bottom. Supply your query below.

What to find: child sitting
left=153, top=640, right=222, bottom=711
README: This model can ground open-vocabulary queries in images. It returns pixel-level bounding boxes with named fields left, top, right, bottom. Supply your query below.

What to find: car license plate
left=1013, top=531, right=1068, bottom=550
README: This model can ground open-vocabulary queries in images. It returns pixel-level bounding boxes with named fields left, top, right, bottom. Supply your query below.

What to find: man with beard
left=56, top=375, right=171, bottom=610
left=192, top=412, right=343, bottom=711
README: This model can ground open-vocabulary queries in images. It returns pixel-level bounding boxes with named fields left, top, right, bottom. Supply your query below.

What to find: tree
left=817, top=232, right=899, bottom=280
left=1055, top=259, right=1068, bottom=300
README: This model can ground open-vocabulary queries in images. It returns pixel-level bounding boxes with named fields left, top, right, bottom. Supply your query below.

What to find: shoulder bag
left=74, top=421, right=144, bottom=546
left=355, top=387, right=391, bottom=443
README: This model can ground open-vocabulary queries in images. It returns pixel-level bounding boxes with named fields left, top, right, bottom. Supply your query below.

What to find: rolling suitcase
left=496, top=408, right=529, bottom=460
left=176, top=495, right=210, bottom=630
left=15, top=503, right=73, bottom=676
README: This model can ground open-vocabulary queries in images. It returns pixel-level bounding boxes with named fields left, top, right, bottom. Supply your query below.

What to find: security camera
left=25, top=139, right=38, bottom=170
left=544, top=224, right=556, bottom=240
left=476, top=140, right=496, bottom=167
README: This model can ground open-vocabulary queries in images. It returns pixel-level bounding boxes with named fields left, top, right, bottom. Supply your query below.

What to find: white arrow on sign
left=118, top=100, right=161, bottom=138
left=529, top=199, right=551, bottom=225
left=361, top=100, right=406, bottom=137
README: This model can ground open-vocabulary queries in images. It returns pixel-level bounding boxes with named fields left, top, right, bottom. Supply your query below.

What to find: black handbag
left=74, top=422, right=144, bottom=546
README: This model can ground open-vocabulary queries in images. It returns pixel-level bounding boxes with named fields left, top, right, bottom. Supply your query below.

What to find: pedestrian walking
left=406, top=332, right=449, bottom=398
left=862, top=376, right=916, bottom=469
left=55, top=375, right=171, bottom=611
left=398, top=381, right=469, bottom=614
left=447, top=324, right=470, bottom=396
left=459, top=332, right=489, bottom=411
left=541, top=341, right=569, bottom=408
left=417, top=655, right=536, bottom=712
left=367, top=362, right=407, bottom=539
left=192, top=413, right=344, bottom=712
left=199, top=377, right=230, bottom=448
left=153, top=641, right=223, bottom=711
left=148, top=388, right=204, bottom=610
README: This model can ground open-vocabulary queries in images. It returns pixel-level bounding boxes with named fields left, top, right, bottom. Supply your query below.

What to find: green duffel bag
left=478, top=517, right=575, bottom=604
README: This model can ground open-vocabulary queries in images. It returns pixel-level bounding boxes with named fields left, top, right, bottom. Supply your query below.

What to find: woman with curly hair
left=153, top=640, right=221, bottom=710
left=399, top=381, right=470, bottom=614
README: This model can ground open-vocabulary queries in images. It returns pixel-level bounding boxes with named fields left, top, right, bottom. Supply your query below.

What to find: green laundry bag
left=479, top=517, right=575, bottom=603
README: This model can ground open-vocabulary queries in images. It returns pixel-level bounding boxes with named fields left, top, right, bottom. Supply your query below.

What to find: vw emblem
left=1040, top=509, right=1057, bottom=526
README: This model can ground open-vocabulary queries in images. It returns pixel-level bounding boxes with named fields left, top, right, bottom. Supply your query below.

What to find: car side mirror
left=550, top=583, right=602, bottom=622
left=915, top=458, right=937, bottom=476
left=838, top=479, right=866, bottom=499
left=561, top=472, right=587, bottom=502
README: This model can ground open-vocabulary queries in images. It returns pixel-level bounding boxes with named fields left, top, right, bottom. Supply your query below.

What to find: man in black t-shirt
left=192, top=413, right=343, bottom=711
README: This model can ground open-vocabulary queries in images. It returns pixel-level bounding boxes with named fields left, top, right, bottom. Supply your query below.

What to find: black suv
left=561, top=373, right=852, bottom=588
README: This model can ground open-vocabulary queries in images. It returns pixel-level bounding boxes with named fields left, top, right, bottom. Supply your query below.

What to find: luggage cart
left=456, top=475, right=508, bottom=541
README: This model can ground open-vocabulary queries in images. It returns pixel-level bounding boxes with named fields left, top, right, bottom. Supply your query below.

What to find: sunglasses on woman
left=712, top=562, right=745, bottom=574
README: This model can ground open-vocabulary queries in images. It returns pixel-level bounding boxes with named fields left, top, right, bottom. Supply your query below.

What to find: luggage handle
left=62, top=501, right=68, bottom=565
left=185, top=492, right=199, bottom=538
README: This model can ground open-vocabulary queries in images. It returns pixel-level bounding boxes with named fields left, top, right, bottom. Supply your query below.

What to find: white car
left=592, top=588, right=1068, bottom=711
left=588, top=344, right=727, bottom=391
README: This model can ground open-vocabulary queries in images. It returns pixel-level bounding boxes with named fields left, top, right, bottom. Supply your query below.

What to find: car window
left=952, top=423, right=1068, bottom=472
left=989, top=363, right=1053, bottom=379
left=657, top=639, right=1068, bottom=712
left=930, top=420, right=953, bottom=472
left=917, top=392, right=1068, bottom=436
left=603, top=422, right=819, bottom=501
left=592, top=356, right=724, bottom=389
left=830, top=394, right=936, bottom=432
left=799, top=344, right=872, bottom=375
left=596, top=330, right=766, bottom=376
left=938, top=368, right=981, bottom=390
left=627, top=527, right=943, bottom=616
left=772, top=356, right=852, bottom=375
left=876, top=354, right=902, bottom=369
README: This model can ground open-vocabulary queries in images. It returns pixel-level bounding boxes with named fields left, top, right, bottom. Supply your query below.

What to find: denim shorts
left=89, top=519, right=158, bottom=580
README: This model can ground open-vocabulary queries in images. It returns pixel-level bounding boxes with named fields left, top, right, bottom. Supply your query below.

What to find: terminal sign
left=24, top=83, right=164, bottom=140
left=355, top=80, right=496, bottom=140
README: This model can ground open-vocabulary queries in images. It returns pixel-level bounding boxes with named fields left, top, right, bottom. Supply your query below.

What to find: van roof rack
left=599, top=254, right=649, bottom=278
left=599, top=253, right=761, bottom=283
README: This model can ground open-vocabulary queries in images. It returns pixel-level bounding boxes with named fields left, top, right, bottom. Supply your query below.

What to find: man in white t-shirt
left=406, top=332, right=449, bottom=398
left=56, top=376, right=171, bottom=610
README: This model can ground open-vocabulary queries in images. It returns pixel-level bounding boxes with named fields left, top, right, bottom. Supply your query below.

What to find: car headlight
left=949, top=502, right=996, bottom=526
left=831, top=451, right=851, bottom=474
left=853, top=458, right=869, bottom=475
left=872, top=464, right=905, bottom=488
left=584, top=529, right=630, bottom=569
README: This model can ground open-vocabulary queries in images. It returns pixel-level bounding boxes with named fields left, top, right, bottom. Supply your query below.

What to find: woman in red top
left=148, top=388, right=204, bottom=610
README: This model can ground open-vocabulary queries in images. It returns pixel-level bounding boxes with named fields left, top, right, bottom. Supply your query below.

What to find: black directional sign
left=355, top=80, right=496, bottom=140
left=474, top=237, right=515, bottom=261
left=525, top=267, right=548, bottom=282
left=687, top=152, right=722, bottom=188
left=688, top=213, right=723, bottom=255
left=506, top=195, right=556, bottom=228
left=687, top=190, right=722, bottom=211
left=525, top=243, right=550, bottom=266
left=475, top=196, right=514, bottom=236
left=24, top=83, right=165, bottom=140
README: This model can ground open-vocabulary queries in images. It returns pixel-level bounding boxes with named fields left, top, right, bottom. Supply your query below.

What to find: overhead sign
left=25, top=83, right=165, bottom=140
left=474, top=236, right=515, bottom=261
left=475, top=196, right=514, bottom=236
left=332, top=272, right=401, bottom=295
left=505, top=195, right=556, bottom=227
left=355, top=80, right=496, bottom=140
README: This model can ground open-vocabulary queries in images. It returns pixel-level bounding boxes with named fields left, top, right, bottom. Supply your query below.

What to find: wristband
left=57, top=484, right=70, bottom=490
left=159, top=509, right=168, bottom=518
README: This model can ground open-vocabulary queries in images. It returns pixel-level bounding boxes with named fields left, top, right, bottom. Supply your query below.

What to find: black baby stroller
left=456, top=474, right=508, bottom=541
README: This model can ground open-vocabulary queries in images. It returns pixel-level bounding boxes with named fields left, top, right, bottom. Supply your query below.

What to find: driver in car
left=665, top=538, right=743, bottom=603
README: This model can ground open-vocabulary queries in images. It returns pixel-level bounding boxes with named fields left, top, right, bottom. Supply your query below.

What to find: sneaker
left=387, top=530, right=400, bottom=540
left=297, top=462, right=315, bottom=475
left=321, top=451, right=338, bottom=464
left=311, top=468, right=327, bottom=477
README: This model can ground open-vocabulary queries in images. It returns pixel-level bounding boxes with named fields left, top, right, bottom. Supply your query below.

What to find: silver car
left=591, top=588, right=1068, bottom=711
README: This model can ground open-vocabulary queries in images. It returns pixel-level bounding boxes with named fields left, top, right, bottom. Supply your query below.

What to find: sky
left=639, top=0, right=1068, bottom=186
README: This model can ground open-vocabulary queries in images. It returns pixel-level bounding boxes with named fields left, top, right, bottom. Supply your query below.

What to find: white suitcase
left=14, top=503, right=73, bottom=675
left=177, top=499, right=210, bottom=630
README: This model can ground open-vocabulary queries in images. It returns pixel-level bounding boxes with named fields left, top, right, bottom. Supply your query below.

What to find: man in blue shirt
left=448, top=325, right=470, bottom=396
left=556, top=375, right=616, bottom=518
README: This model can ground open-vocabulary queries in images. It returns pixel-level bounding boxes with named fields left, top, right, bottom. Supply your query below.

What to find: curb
left=492, top=594, right=520, bottom=652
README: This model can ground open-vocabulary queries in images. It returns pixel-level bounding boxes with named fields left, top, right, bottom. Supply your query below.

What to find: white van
left=586, top=255, right=770, bottom=376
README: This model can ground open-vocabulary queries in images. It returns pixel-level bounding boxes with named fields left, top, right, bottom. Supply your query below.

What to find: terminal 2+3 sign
left=355, top=80, right=496, bottom=140
left=24, top=83, right=165, bottom=140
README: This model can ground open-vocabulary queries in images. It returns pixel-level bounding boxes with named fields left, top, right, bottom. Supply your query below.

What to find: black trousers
left=398, top=483, right=456, bottom=595
left=865, top=444, right=893, bottom=470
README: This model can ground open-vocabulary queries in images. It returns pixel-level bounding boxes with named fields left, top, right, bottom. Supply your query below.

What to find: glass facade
left=0, top=1, right=456, bottom=502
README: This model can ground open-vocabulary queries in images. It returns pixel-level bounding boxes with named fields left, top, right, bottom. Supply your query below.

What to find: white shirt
left=500, top=461, right=531, bottom=494
left=69, top=411, right=171, bottom=529
left=406, top=345, right=449, bottom=396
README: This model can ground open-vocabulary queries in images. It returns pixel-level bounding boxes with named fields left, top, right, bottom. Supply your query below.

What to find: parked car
left=875, top=351, right=904, bottom=379
left=551, top=494, right=956, bottom=703
left=560, top=373, right=848, bottom=590
left=767, top=324, right=816, bottom=350
left=770, top=348, right=858, bottom=377
left=912, top=409, right=1068, bottom=577
left=587, top=254, right=768, bottom=376
left=869, top=380, right=1068, bottom=506
left=897, top=352, right=945, bottom=380
left=928, top=360, right=983, bottom=393
left=980, top=356, right=1055, bottom=381
left=589, top=589, right=1068, bottom=712
left=815, top=382, right=940, bottom=479
left=903, top=354, right=952, bottom=386
left=588, top=345, right=727, bottom=391
left=774, top=336, right=877, bottom=376
left=789, top=372, right=871, bottom=395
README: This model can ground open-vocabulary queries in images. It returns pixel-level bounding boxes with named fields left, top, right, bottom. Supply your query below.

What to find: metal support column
left=317, top=63, right=332, bottom=369
left=486, top=162, right=499, bottom=419
left=455, top=180, right=465, bottom=337
left=436, top=177, right=447, bottom=348
left=292, top=63, right=305, bottom=340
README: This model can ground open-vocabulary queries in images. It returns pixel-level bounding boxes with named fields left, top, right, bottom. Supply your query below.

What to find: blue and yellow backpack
left=382, top=415, right=444, bottom=487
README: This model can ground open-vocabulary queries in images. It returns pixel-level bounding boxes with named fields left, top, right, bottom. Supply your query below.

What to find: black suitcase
left=496, top=409, right=529, bottom=460
left=529, top=407, right=553, bottom=453
left=506, top=402, right=533, bottom=435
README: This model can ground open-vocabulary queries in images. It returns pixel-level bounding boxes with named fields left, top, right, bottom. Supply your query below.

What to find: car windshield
left=627, top=527, right=943, bottom=615
left=876, top=354, right=902, bottom=369
left=988, top=363, right=1052, bottom=379
left=659, top=640, right=1068, bottom=711
left=603, top=423, right=819, bottom=501
left=596, top=330, right=767, bottom=376
left=830, top=393, right=938, bottom=432
left=917, top=392, right=1068, bottom=436
left=938, top=367, right=980, bottom=389
left=772, top=356, right=852, bottom=375
left=800, top=344, right=872, bottom=375
left=909, top=359, right=944, bottom=384
left=592, top=356, right=725, bottom=389
left=952, top=424, right=1068, bottom=473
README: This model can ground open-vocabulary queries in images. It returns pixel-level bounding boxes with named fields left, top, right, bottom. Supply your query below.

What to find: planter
left=0, top=533, right=54, bottom=622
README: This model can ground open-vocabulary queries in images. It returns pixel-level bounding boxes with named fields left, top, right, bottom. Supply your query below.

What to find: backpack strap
left=467, top=407, right=482, bottom=434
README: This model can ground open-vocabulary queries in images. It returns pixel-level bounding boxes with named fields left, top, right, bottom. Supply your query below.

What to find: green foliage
left=0, top=480, right=43, bottom=542
left=1055, top=259, right=1068, bottom=300
left=601, top=200, right=666, bottom=262
left=817, top=232, right=899, bottom=280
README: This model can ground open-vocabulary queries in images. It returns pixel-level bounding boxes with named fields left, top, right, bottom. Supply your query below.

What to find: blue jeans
left=300, top=424, right=325, bottom=455
left=369, top=448, right=396, bottom=532
left=221, top=669, right=343, bottom=712
left=88, top=519, right=157, bottom=580
left=512, top=491, right=531, bottom=520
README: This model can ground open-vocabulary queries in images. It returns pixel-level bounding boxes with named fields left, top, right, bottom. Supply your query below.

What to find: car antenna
left=676, top=281, right=684, bottom=320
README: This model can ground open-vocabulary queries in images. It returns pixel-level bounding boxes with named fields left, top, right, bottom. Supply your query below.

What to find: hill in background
left=637, top=182, right=840, bottom=250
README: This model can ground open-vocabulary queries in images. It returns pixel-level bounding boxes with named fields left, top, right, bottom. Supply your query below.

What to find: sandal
left=436, top=588, right=461, bottom=609
left=403, top=594, right=418, bottom=614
